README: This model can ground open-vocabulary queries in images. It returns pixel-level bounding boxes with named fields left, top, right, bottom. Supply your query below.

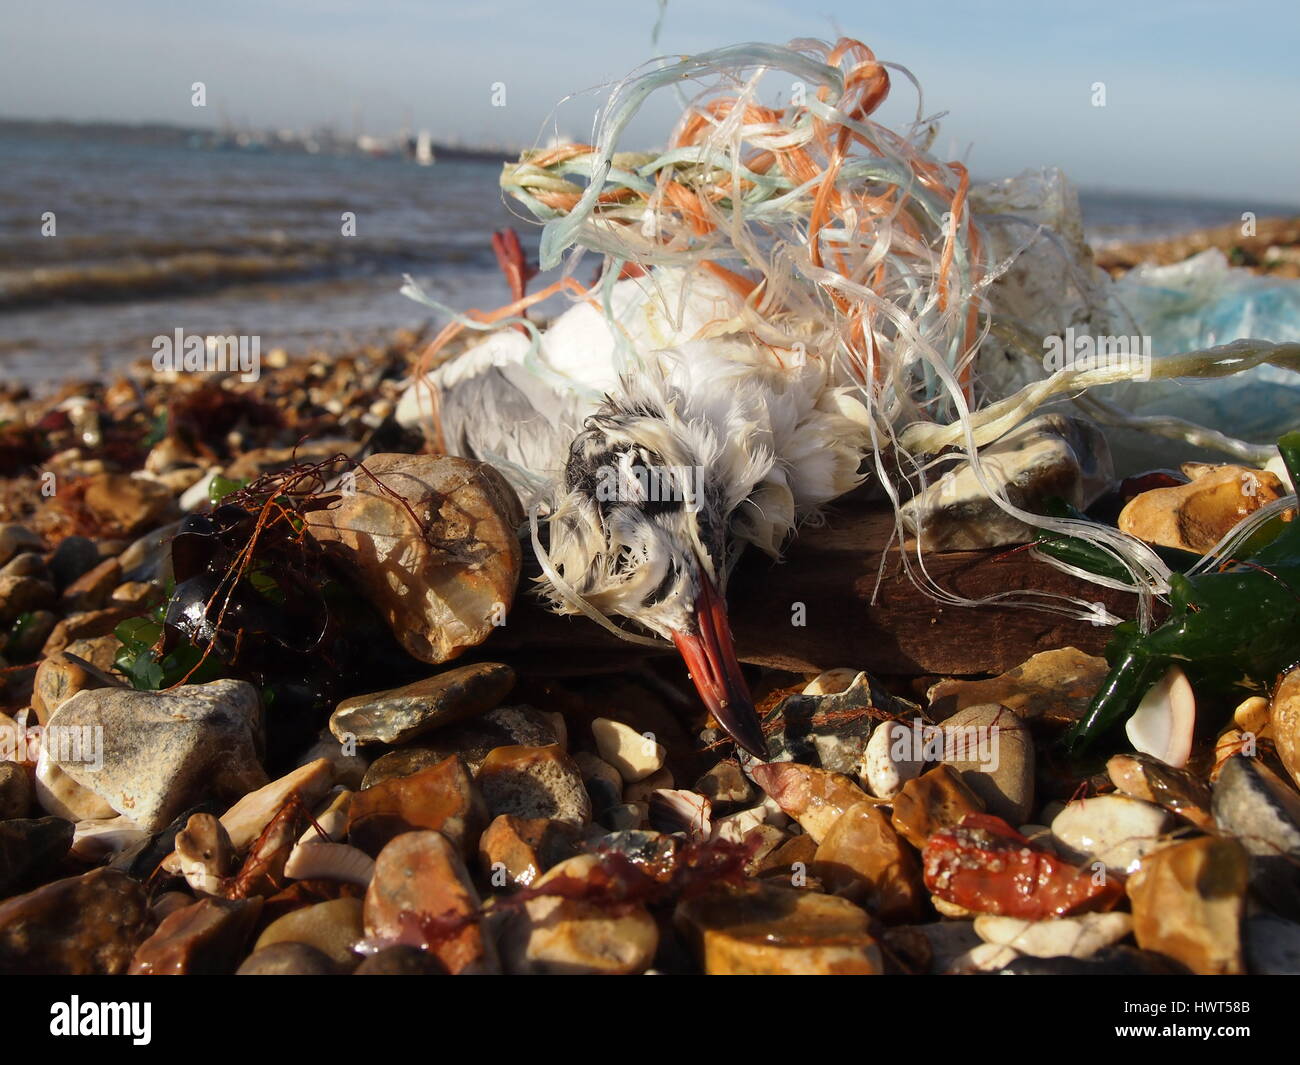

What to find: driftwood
left=490, top=499, right=1143, bottom=679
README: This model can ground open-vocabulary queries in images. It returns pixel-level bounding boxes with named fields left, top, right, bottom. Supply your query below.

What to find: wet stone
left=363, top=830, right=494, bottom=974
left=237, top=942, right=343, bottom=975
left=938, top=703, right=1034, bottom=825
left=477, top=814, right=581, bottom=889
left=477, top=744, right=591, bottom=826
left=676, top=882, right=882, bottom=975
left=890, top=763, right=985, bottom=849
left=0, top=867, right=153, bottom=975
left=761, top=672, right=915, bottom=775
left=354, top=944, right=448, bottom=974
left=811, top=800, right=923, bottom=922
left=307, top=453, right=523, bottom=665
left=1127, top=835, right=1248, bottom=976
left=362, top=704, right=559, bottom=784
left=0, top=761, right=32, bottom=820
left=1211, top=755, right=1300, bottom=919
left=129, top=897, right=262, bottom=975
left=47, top=679, right=267, bottom=832
left=329, top=662, right=515, bottom=747
left=749, top=762, right=869, bottom=844
left=253, top=897, right=364, bottom=969
left=347, top=755, right=486, bottom=858
left=0, top=816, right=73, bottom=896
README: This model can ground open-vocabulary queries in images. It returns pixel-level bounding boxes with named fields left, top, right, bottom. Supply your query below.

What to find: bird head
left=539, top=389, right=769, bottom=758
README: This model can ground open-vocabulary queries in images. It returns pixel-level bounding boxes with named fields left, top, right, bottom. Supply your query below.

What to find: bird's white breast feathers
left=397, top=266, right=873, bottom=553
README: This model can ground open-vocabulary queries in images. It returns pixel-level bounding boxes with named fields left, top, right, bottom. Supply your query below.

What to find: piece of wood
left=487, top=500, right=1144, bottom=679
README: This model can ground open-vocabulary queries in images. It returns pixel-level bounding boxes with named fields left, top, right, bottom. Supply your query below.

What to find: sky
left=2, top=0, right=1298, bottom=204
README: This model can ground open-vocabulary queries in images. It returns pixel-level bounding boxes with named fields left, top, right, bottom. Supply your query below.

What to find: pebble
left=501, top=855, right=659, bottom=975
left=623, top=766, right=673, bottom=804
left=998, top=945, right=1191, bottom=975
left=328, top=662, right=515, bottom=747
left=354, top=945, right=447, bottom=974
left=59, top=557, right=120, bottom=613
left=477, top=814, right=580, bottom=889
left=1271, top=667, right=1300, bottom=789
left=973, top=912, right=1133, bottom=958
left=0, top=524, right=42, bottom=568
left=41, top=606, right=134, bottom=659
left=572, top=752, right=624, bottom=819
left=711, top=805, right=769, bottom=845
left=363, top=830, right=495, bottom=974
left=749, top=762, right=869, bottom=843
left=1118, top=462, right=1287, bottom=553
left=361, top=704, right=559, bottom=784
left=694, top=759, right=756, bottom=808
left=949, top=942, right=1022, bottom=972
left=763, top=671, right=915, bottom=774
left=0, top=761, right=32, bottom=820
left=82, top=472, right=180, bottom=536
left=174, top=812, right=235, bottom=895
left=34, top=746, right=117, bottom=821
left=1244, top=914, right=1300, bottom=975
left=802, top=668, right=859, bottom=695
left=31, top=637, right=121, bottom=723
left=939, top=703, right=1034, bottom=825
left=253, top=897, right=364, bottom=969
left=477, top=744, right=591, bottom=826
left=307, top=453, right=523, bottom=664
left=926, top=646, right=1108, bottom=726
left=0, top=575, right=56, bottom=627
left=46, top=679, right=268, bottom=832
left=890, top=764, right=985, bottom=849
left=1211, top=754, right=1300, bottom=919
left=0, top=867, right=152, bottom=975
left=297, top=731, right=368, bottom=790
left=1106, top=751, right=1213, bottom=828
left=752, top=833, right=818, bottom=882
left=237, top=942, right=343, bottom=975
left=48, top=535, right=99, bottom=590
left=129, top=897, right=262, bottom=975
left=675, top=882, right=882, bottom=975
left=884, top=921, right=981, bottom=974
left=347, top=755, right=486, bottom=857
left=1127, top=835, right=1248, bottom=975
left=811, top=800, right=923, bottom=921
left=1051, top=793, right=1173, bottom=875
left=0, top=817, right=73, bottom=895
left=604, top=802, right=648, bottom=830
left=591, top=717, right=666, bottom=783
left=858, top=719, right=924, bottom=799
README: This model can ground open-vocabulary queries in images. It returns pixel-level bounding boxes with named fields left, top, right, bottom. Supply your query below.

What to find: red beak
left=671, top=573, right=767, bottom=758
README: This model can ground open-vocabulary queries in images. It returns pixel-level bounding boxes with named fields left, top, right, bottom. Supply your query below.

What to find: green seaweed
left=1064, top=431, right=1300, bottom=756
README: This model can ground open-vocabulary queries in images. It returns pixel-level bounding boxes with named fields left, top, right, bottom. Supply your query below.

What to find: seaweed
left=1064, top=431, right=1300, bottom=757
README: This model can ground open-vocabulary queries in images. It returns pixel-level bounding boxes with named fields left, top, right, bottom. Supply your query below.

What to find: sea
left=2, top=126, right=1296, bottom=388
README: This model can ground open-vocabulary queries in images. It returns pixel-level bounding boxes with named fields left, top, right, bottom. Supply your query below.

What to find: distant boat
left=415, top=130, right=435, bottom=166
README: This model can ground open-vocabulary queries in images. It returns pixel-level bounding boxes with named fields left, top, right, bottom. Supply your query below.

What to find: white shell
left=1125, top=665, right=1196, bottom=767
left=284, top=841, right=375, bottom=886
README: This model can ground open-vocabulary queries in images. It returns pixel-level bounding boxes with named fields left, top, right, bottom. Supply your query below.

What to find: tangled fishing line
left=402, top=36, right=1300, bottom=638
